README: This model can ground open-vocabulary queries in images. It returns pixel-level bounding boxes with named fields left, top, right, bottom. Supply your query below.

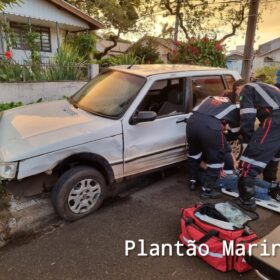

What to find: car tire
left=51, top=166, right=107, bottom=221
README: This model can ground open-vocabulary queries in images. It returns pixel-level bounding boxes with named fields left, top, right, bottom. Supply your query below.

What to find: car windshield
left=71, top=70, right=146, bottom=118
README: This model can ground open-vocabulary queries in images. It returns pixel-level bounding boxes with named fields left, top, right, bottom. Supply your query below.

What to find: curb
left=0, top=194, right=56, bottom=248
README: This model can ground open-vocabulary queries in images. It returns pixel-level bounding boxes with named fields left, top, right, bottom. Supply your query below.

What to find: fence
left=0, top=60, right=99, bottom=82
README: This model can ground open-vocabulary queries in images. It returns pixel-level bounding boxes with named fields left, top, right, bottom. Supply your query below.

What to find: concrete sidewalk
left=0, top=194, right=56, bottom=248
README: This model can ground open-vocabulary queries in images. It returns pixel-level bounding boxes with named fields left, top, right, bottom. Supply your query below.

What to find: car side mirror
left=131, top=111, right=157, bottom=125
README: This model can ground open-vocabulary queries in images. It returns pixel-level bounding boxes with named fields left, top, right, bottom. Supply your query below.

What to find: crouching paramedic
left=187, top=95, right=239, bottom=199
left=235, top=82, right=280, bottom=211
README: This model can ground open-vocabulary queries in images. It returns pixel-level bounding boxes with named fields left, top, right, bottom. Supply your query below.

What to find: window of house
left=137, top=78, right=185, bottom=117
left=10, top=22, right=51, bottom=52
left=191, top=76, right=226, bottom=108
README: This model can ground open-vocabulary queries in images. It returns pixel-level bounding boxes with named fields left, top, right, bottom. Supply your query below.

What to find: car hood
left=0, top=100, right=122, bottom=162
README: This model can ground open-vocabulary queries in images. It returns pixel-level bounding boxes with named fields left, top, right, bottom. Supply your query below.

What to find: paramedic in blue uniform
left=187, top=94, right=240, bottom=199
left=235, top=81, right=280, bottom=211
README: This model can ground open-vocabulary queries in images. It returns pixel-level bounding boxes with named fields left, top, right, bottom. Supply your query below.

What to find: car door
left=122, top=77, right=189, bottom=176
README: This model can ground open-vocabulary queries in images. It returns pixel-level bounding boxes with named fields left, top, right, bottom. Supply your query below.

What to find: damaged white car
left=0, top=65, right=240, bottom=220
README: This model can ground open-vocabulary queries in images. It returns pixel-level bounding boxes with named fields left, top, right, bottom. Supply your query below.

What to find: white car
left=0, top=64, right=241, bottom=220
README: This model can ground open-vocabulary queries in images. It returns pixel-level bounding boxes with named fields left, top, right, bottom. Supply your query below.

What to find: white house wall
left=253, top=49, right=280, bottom=71
left=4, top=0, right=89, bottom=29
left=226, top=60, right=242, bottom=74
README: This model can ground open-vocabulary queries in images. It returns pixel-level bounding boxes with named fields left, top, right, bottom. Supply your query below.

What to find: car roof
left=110, top=64, right=234, bottom=77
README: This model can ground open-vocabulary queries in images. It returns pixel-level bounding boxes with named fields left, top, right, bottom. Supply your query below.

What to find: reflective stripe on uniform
left=229, top=126, right=240, bottom=133
left=240, top=156, right=267, bottom=168
left=240, top=108, right=257, bottom=115
left=215, top=104, right=237, bottom=119
left=224, top=170, right=234, bottom=175
left=188, top=152, right=202, bottom=159
left=272, top=157, right=280, bottom=162
left=193, top=96, right=210, bottom=111
left=248, top=83, right=279, bottom=110
left=206, top=163, right=224, bottom=168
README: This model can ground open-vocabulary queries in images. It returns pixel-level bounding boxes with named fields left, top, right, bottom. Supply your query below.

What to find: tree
left=168, top=37, right=226, bottom=67
left=158, top=0, right=275, bottom=44
left=0, top=0, right=19, bottom=11
left=128, top=37, right=161, bottom=63
left=160, top=23, right=174, bottom=39
left=66, top=0, right=149, bottom=58
left=160, top=0, right=249, bottom=43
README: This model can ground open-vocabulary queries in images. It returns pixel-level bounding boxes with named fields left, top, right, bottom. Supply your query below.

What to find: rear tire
left=52, top=166, right=107, bottom=221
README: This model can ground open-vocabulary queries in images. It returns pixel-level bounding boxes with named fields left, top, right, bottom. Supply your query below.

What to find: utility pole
left=241, top=0, right=260, bottom=81
left=174, top=0, right=181, bottom=47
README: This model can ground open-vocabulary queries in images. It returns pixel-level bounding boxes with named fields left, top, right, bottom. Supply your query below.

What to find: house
left=227, top=39, right=280, bottom=74
left=128, top=36, right=176, bottom=63
left=96, top=39, right=131, bottom=57
left=0, top=0, right=104, bottom=62
left=226, top=45, right=244, bottom=74
left=253, top=37, right=280, bottom=70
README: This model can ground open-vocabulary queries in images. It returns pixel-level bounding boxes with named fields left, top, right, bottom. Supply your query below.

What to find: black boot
left=269, top=182, right=280, bottom=202
left=263, top=161, right=278, bottom=183
left=200, top=176, right=222, bottom=199
left=235, top=197, right=257, bottom=211
left=237, top=177, right=257, bottom=211
left=200, top=188, right=222, bottom=199
left=189, top=178, right=197, bottom=191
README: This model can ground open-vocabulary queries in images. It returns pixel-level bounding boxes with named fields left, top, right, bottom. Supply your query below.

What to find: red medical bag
left=180, top=203, right=258, bottom=272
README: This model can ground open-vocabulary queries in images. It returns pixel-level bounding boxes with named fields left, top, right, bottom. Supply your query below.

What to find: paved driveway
left=0, top=167, right=279, bottom=280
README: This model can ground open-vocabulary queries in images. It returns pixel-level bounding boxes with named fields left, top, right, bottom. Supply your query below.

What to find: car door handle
left=176, top=118, right=187, bottom=124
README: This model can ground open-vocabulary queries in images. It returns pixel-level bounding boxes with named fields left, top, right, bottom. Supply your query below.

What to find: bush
left=44, top=44, right=87, bottom=81
left=98, top=52, right=144, bottom=67
left=0, top=102, right=23, bottom=112
left=168, top=36, right=226, bottom=67
left=255, top=65, right=279, bottom=84
left=66, top=32, right=97, bottom=62
left=128, top=37, right=162, bottom=64
left=0, top=44, right=88, bottom=82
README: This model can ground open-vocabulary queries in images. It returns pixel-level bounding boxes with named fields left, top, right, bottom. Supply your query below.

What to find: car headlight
left=0, top=162, right=18, bottom=179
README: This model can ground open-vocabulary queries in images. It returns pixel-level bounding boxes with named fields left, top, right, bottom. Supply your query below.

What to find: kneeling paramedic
left=187, top=95, right=239, bottom=199
left=235, top=81, right=280, bottom=211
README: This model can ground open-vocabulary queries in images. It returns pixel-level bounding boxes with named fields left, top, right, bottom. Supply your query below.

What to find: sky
left=227, top=3, right=280, bottom=51
left=122, top=2, right=280, bottom=52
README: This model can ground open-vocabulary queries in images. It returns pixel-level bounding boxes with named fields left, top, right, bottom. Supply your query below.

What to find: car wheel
left=52, top=166, right=107, bottom=221
left=230, top=139, right=243, bottom=160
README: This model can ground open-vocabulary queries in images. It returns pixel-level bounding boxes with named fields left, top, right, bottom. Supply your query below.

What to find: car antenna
left=127, top=64, right=134, bottom=69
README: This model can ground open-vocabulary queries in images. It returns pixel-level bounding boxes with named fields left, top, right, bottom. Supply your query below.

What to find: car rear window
left=191, top=75, right=227, bottom=108
left=191, top=76, right=226, bottom=96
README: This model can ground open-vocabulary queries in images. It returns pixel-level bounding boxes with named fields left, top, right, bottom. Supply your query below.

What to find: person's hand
left=200, top=161, right=207, bottom=170
left=233, top=157, right=239, bottom=170
left=220, top=169, right=226, bottom=178
left=223, top=124, right=229, bottom=134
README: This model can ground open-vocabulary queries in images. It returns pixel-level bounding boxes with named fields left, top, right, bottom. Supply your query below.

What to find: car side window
left=137, top=78, right=185, bottom=117
left=191, top=76, right=226, bottom=108
left=225, top=74, right=236, bottom=89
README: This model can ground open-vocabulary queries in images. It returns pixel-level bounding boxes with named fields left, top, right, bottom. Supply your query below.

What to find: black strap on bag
left=185, top=217, right=194, bottom=226
left=183, top=217, right=219, bottom=244
left=196, top=229, right=219, bottom=245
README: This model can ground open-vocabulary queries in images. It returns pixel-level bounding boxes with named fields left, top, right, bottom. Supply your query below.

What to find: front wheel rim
left=68, top=179, right=101, bottom=214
